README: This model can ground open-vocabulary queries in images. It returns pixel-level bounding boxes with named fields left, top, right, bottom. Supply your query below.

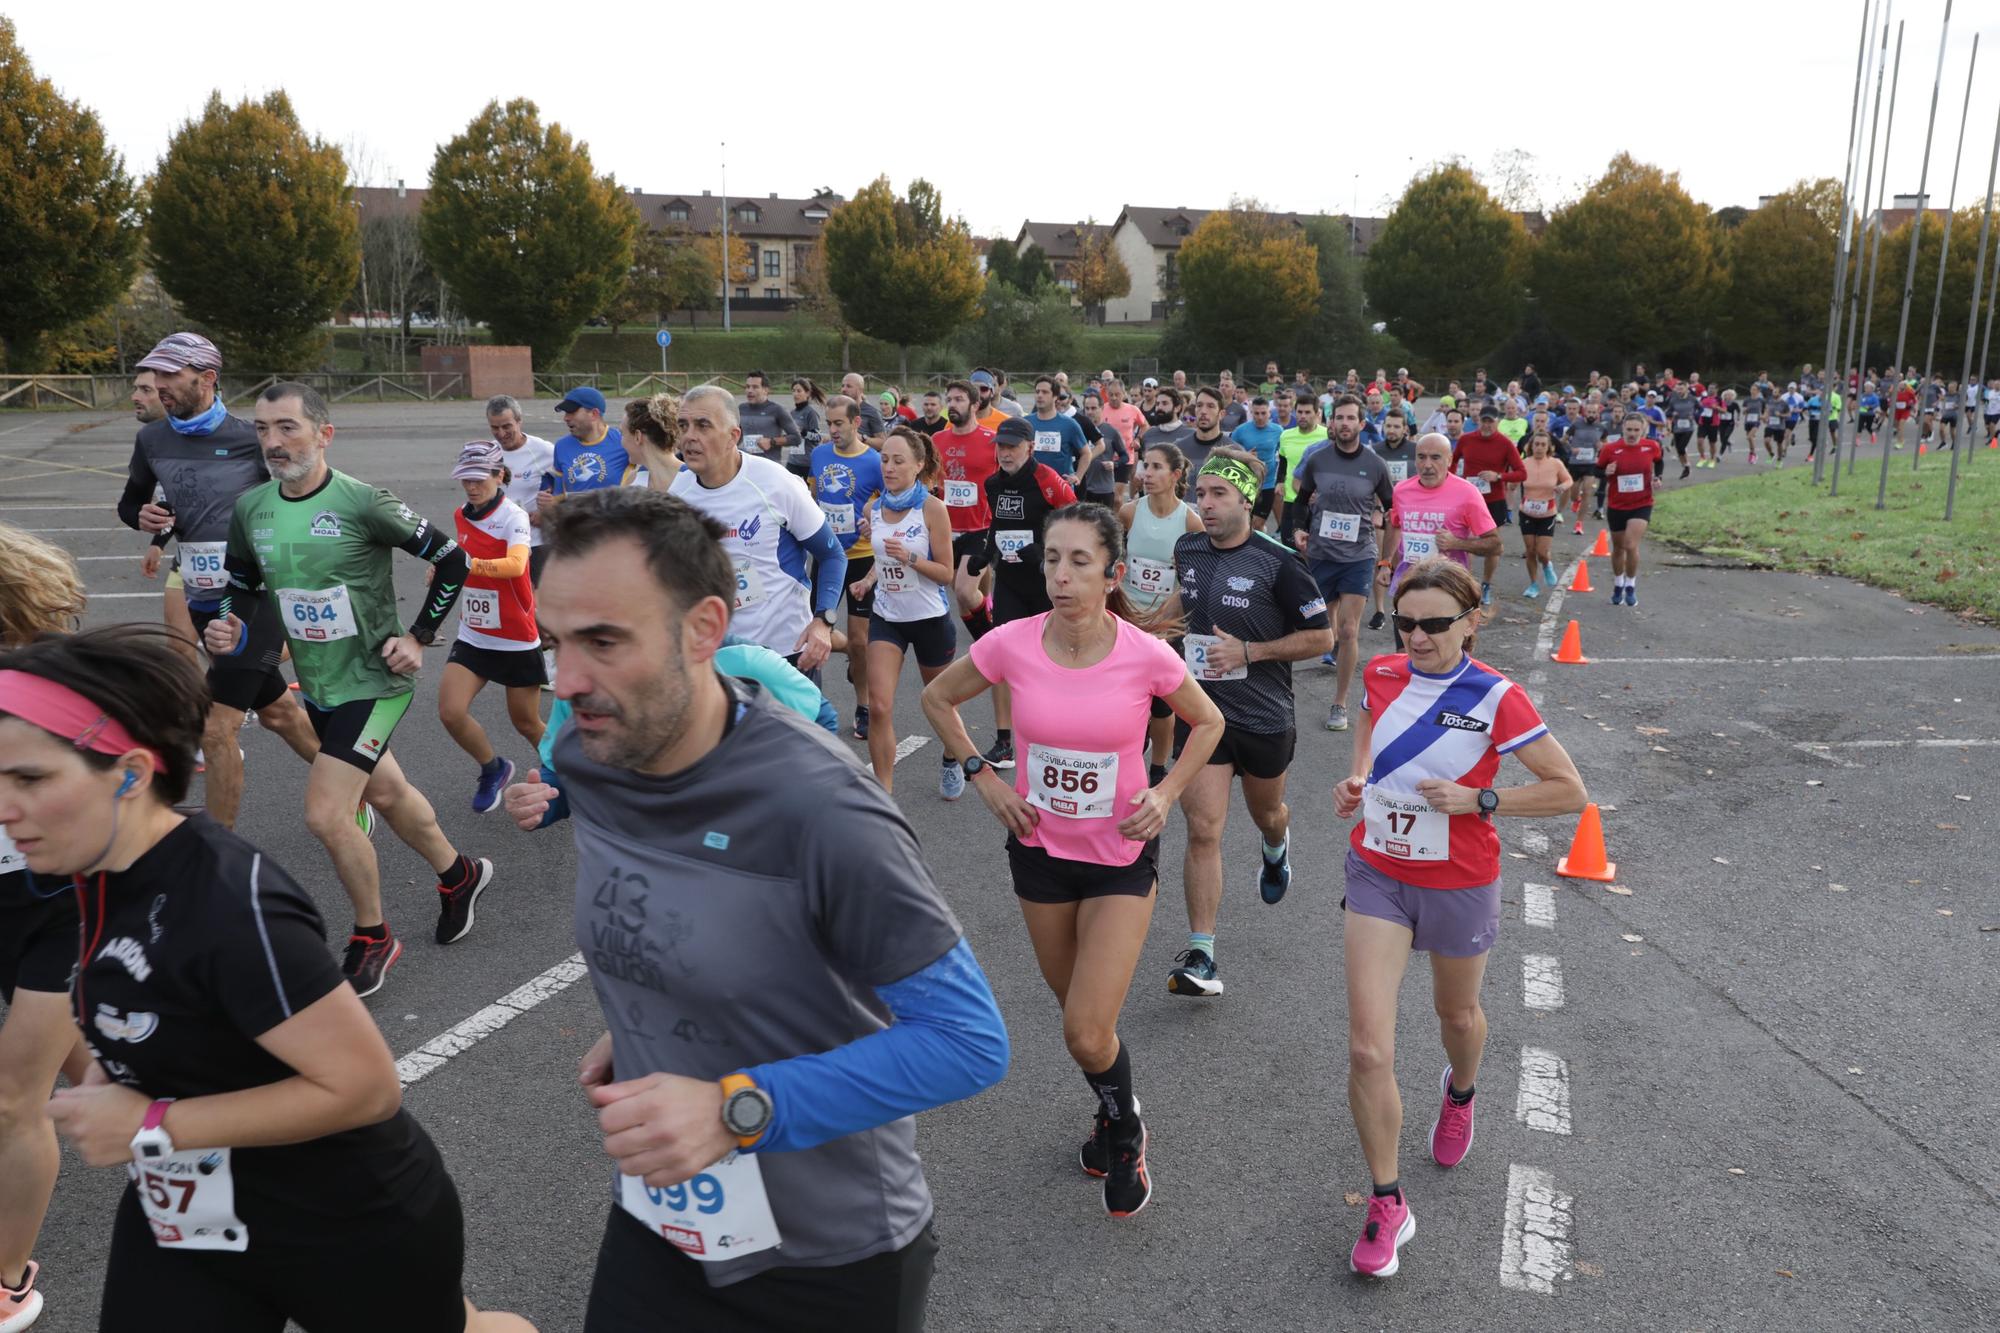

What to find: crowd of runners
left=11, top=324, right=1957, bottom=1328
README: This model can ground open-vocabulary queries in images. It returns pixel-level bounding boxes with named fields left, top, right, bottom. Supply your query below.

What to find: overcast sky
left=11, top=0, right=1998, bottom=237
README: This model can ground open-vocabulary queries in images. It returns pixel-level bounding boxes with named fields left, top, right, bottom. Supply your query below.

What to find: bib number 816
left=1041, top=766, right=1099, bottom=795
left=645, top=1173, right=725, bottom=1215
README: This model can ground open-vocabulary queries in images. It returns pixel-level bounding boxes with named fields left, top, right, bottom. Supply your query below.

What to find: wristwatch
left=131, top=1098, right=176, bottom=1161
left=819, top=608, right=840, bottom=627
left=720, top=1073, right=773, bottom=1147
left=1477, top=788, right=1500, bottom=818
left=960, top=754, right=988, bottom=782
left=407, top=624, right=436, bottom=647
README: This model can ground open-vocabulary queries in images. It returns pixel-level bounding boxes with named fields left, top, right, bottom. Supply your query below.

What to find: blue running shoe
left=940, top=759, right=966, bottom=801
left=1260, top=843, right=1292, bottom=905
left=472, top=758, right=515, bottom=815
left=1167, top=948, right=1222, bottom=997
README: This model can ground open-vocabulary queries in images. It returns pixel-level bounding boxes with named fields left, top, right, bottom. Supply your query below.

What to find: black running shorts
left=1007, top=833, right=1158, bottom=904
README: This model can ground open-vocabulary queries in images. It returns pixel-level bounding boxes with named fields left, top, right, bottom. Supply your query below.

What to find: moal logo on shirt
left=568, top=453, right=608, bottom=486
left=309, top=510, right=342, bottom=539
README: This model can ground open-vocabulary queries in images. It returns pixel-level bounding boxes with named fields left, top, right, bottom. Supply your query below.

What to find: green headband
left=1198, top=455, right=1259, bottom=503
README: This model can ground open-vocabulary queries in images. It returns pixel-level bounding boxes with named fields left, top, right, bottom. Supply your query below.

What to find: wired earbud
left=117, top=771, right=138, bottom=797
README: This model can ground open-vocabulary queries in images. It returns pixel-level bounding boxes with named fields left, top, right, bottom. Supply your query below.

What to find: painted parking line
left=14, top=526, right=127, bottom=534
left=1522, top=955, right=1565, bottom=1010
left=1515, top=1046, right=1572, bottom=1135
left=1500, top=1163, right=1575, bottom=1294
left=1520, top=830, right=1550, bottom=856
left=1582, top=653, right=1997, bottom=666
left=1522, top=883, right=1557, bottom=930
left=78, top=592, right=175, bottom=600
left=894, top=735, right=930, bottom=762
left=396, top=953, right=589, bottom=1086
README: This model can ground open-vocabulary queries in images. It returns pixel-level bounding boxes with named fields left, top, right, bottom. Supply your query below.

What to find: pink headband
left=0, top=670, right=167, bottom=773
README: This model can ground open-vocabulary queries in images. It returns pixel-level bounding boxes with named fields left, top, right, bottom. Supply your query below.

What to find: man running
left=503, top=487, right=1008, bottom=1329
left=739, top=370, right=805, bottom=475
left=1367, top=410, right=1417, bottom=628
left=128, top=368, right=201, bottom=671
left=1275, top=397, right=1329, bottom=536
left=115, top=333, right=321, bottom=825
left=1229, top=396, right=1285, bottom=529
left=1291, top=396, right=1396, bottom=733
left=1448, top=408, right=1526, bottom=606
left=1026, top=376, right=1093, bottom=486
left=809, top=395, right=885, bottom=738
left=1151, top=449, right=1332, bottom=997
left=1382, top=434, right=1502, bottom=640
left=1564, top=402, right=1606, bottom=531
left=1183, top=385, right=1230, bottom=472
left=207, top=382, right=495, bottom=996
left=1599, top=414, right=1662, bottom=606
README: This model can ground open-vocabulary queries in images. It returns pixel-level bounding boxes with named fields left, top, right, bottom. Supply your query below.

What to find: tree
left=984, top=237, right=1020, bottom=289
left=1717, top=178, right=1840, bottom=368
left=955, top=275, right=1079, bottom=371
left=1714, top=205, right=1752, bottom=231
left=1176, top=200, right=1320, bottom=370
left=1069, top=220, right=1130, bottom=322
left=1281, top=216, right=1368, bottom=375
left=420, top=99, right=637, bottom=366
left=1867, top=204, right=1989, bottom=374
left=1488, top=148, right=1544, bottom=213
left=603, top=225, right=718, bottom=333
left=1012, top=243, right=1055, bottom=292
left=0, top=17, right=144, bottom=370
left=1367, top=164, right=1529, bottom=367
left=821, top=175, right=983, bottom=378
left=352, top=211, right=430, bottom=368
left=1534, top=154, right=1724, bottom=368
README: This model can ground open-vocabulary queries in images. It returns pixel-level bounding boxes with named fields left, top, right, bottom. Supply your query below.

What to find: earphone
left=117, top=771, right=138, bottom=797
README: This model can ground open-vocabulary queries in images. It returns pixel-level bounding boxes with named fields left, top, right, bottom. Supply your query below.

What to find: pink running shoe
left=1430, top=1065, right=1476, bottom=1168
left=0, top=1260, right=43, bottom=1332
left=1349, top=1191, right=1414, bottom=1277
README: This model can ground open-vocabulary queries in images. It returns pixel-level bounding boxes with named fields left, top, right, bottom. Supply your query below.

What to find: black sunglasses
left=1392, top=606, right=1476, bottom=636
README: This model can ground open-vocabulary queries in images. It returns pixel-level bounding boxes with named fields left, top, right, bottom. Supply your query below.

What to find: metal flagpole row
left=1840, top=16, right=1904, bottom=496
left=1945, top=91, right=2000, bottom=521
left=1877, top=0, right=1951, bottom=479
left=1818, top=0, right=1882, bottom=488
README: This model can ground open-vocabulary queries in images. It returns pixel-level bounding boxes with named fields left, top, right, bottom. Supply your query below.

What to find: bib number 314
left=618, top=1154, right=781, bottom=1262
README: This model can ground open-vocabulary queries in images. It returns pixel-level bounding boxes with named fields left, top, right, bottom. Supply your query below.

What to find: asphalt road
left=1, top=401, right=1995, bottom=1332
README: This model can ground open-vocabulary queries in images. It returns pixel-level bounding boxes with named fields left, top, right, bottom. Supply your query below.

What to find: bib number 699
left=645, top=1173, right=725, bottom=1216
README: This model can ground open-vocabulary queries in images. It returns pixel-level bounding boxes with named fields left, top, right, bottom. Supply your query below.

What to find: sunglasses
left=1391, top=606, right=1476, bottom=636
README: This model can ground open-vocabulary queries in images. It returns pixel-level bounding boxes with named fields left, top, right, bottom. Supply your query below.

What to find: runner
left=851, top=428, right=956, bottom=793
left=1026, top=376, right=1093, bottom=485
left=1181, top=386, right=1231, bottom=472
left=1120, top=442, right=1203, bottom=780
left=501, top=488, right=1007, bottom=1331
left=1289, top=396, right=1395, bottom=733
left=1718, top=387, right=1741, bottom=461
left=1382, top=434, right=1501, bottom=647
left=931, top=381, right=1008, bottom=762
left=1666, top=381, right=1699, bottom=478
left=1145, top=448, right=1332, bottom=997
left=1760, top=385, right=1788, bottom=464
left=206, top=382, right=495, bottom=996
left=1515, top=430, right=1573, bottom=598
left=0, top=624, right=533, bottom=1333
left=790, top=377, right=827, bottom=451
left=437, top=442, right=548, bottom=816
left=115, top=333, right=323, bottom=828
left=921, top=504, right=1224, bottom=1219
left=913, top=390, right=948, bottom=439
left=0, top=526, right=90, bottom=1333
left=1228, top=396, right=1284, bottom=529
left=666, top=386, right=846, bottom=684
left=809, top=395, right=886, bottom=740
left=1368, top=411, right=1417, bottom=627
left=838, top=373, right=889, bottom=443
left=1600, top=414, right=1663, bottom=606
left=1077, top=392, right=1122, bottom=508
left=737, top=370, right=804, bottom=476
left=1275, top=397, right=1329, bottom=537
left=126, top=370, right=198, bottom=673
left=1098, top=380, right=1147, bottom=504
left=542, top=388, right=634, bottom=526
left=1331, top=560, right=1586, bottom=1279
left=1448, top=407, right=1526, bottom=607
left=622, top=392, right=681, bottom=491
left=1892, top=375, right=1917, bottom=448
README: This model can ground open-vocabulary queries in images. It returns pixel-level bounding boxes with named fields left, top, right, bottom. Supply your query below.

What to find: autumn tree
left=1866, top=204, right=1990, bottom=374
left=1282, top=216, right=1369, bottom=375
left=1367, top=164, right=1529, bottom=367
left=148, top=92, right=358, bottom=370
left=1069, top=220, right=1131, bottom=323
left=1716, top=178, right=1840, bottom=368
left=604, top=225, right=718, bottom=333
left=0, top=17, right=143, bottom=370
left=822, top=175, right=983, bottom=378
left=1176, top=199, right=1320, bottom=368
left=1012, top=243, right=1055, bottom=292
left=420, top=99, right=637, bottom=366
left=984, top=237, right=1021, bottom=289
left=1535, top=154, right=1724, bottom=366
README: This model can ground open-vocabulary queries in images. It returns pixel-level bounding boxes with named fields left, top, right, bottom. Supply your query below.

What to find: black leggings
left=1670, top=429, right=1693, bottom=459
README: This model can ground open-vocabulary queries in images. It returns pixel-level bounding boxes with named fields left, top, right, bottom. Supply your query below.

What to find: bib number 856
left=1041, top=766, right=1099, bottom=795
left=645, top=1174, right=725, bottom=1215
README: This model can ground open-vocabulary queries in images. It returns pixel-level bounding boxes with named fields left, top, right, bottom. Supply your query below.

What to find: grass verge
left=1649, top=451, right=2000, bottom=622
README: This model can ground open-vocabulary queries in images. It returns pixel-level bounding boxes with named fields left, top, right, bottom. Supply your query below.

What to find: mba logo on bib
left=309, top=511, right=342, bottom=538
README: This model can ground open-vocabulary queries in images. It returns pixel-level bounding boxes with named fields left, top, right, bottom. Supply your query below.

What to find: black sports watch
left=960, top=754, right=988, bottom=781
left=1477, top=787, right=1500, bottom=818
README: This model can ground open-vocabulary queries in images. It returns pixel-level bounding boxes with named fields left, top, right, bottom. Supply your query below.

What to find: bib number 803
left=645, top=1174, right=725, bottom=1216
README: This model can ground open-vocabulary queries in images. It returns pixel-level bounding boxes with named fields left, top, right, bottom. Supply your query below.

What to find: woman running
left=791, top=377, right=826, bottom=449
left=622, top=394, right=680, bottom=491
left=437, top=442, right=548, bottom=816
left=921, top=505, right=1223, bottom=1219
left=853, top=426, right=957, bottom=793
left=0, top=524, right=91, bottom=1333
left=1515, top=431, right=1572, bottom=599
left=1331, top=560, right=1585, bottom=1279
left=1, top=624, right=532, bottom=1333
left=1118, top=441, right=1202, bottom=783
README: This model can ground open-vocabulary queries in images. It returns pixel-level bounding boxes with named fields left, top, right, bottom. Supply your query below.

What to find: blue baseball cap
left=556, top=386, right=607, bottom=414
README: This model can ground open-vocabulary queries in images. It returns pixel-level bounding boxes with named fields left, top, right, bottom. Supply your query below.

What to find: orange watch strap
left=720, top=1073, right=764, bottom=1147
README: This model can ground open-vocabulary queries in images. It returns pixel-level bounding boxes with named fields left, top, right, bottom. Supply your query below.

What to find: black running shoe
left=1104, top=1120, right=1152, bottom=1219
left=1167, top=948, right=1223, bottom=997
left=435, top=857, right=494, bottom=945
left=984, top=737, right=1016, bottom=770
left=1079, top=1098, right=1143, bottom=1178
left=1260, top=843, right=1292, bottom=904
left=1368, top=610, right=1386, bottom=631
left=343, top=931, right=402, bottom=998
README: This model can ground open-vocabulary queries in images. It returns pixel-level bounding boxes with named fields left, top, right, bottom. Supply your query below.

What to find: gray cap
left=136, top=331, right=222, bottom=374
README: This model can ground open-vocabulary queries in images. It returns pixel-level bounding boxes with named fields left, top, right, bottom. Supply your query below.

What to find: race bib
left=1745, top=412, right=1761, bottom=426
left=783, top=445, right=805, bottom=465
left=1469, top=475, right=1492, bottom=494
left=1386, top=461, right=1409, bottom=483
left=1027, top=743, right=1118, bottom=819
left=618, top=1154, right=780, bottom=1263
left=1362, top=785, right=1449, bottom=862
left=943, top=479, right=979, bottom=508
left=459, top=586, right=502, bottom=631
left=996, top=529, right=1034, bottom=563
left=1617, top=473, right=1646, bottom=494
left=0, top=829, right=22, bottom=876
left=180, top=541, right=229, bottom=593
left=1127, top=555, right=1172, bottom=598
left=277, top=586, right=358, bottom=643
left=1675, top=418, right=1693, bottom=432
left=742, top=434, right=765, bottom=452
left=876, top=560, right=911, bottom=594
left=819, top=501, right=856, bottom=536
left=1034, top=430, right=1063, bottom=455
left=132, top=1147, right=248, bottom=1252
left=1570, top=445, right=1596, bottom=464
left=1401, top=531, right=1438, bottom=562
left=1317, top=510, right=1362, bottom=543
left=1522, top=498, right=1553, bottom=517
left=1183, top=633, right=1247, bottom=682
left=732, top=558, right=764, bottom=610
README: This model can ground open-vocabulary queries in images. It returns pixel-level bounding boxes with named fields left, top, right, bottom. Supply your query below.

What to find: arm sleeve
left=745, top=939, right=1009, bottom=1154
left=116, top=442, right=159, bottom=534
left=535, top=754, right=571, bottom=828
left=387, top=506, right=470, bottom=639
left=1038, top=466, right=1076, bottom=507
left=714, top=643, right=827, bottom=725
left=798, top=520, right=847, bottom=616
left=469, top=544, right=530, bottom=580
left=773, top=405, right=801, bottom=449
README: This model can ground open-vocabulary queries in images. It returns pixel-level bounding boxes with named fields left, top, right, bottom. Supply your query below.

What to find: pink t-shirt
left=1390, top=474, right=1496, bottom=586
left=969, top=612, right=1186, bottom=866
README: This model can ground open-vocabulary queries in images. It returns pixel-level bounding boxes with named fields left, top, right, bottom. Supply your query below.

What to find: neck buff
left=880, top=481, right=928, bottom=511
left=1197, top=455, right=1259, bottom=504
left=166, top=394, right=228, bottom=437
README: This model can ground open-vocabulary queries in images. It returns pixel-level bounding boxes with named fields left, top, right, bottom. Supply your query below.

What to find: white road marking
left=894, top=735, right=930, bottom=762
left=1801, top=737, right=2000, bottom=748
left=1515, top=1046, right=1572, bottom=1135
left=1522, top=883, right=1557, bottom=929
left=1500, top=1163, right=1575, bottom=1294
left=1528, top=561, right=1577, bottom=663
left=1521, top=830, right=1550, bottom=855
left=0, top=503, right=115, bottom=509
left=14, top=526, right=126, bottom=533
left=396, top=953, right=589, bottom=1086
left=1522, top=954, right=1565, bottom=1010
left=1584, top=653, right=1996, bottom=666
left=75, top=591, right=171, bottom=600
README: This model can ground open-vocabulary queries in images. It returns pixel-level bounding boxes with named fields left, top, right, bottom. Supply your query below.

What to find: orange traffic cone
left=1918, top=442, right=1928, bottom=455
left=1590, top=529, right=1610, bottom=558
left=1556, top=803, right=1618, bottom=881
left=1570, top=559, right=1594, bottom=592
left=1550, top=619, right=1588, bottom=664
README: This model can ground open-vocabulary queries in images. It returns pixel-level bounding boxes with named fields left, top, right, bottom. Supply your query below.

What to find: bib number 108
left=645, top=1174, right=725, bottom=1215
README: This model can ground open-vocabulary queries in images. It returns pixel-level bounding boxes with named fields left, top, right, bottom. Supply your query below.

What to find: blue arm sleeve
left=744, top=939, right=1009, bottom=1154
left=815, top=698, right=840, bottom=735
left=800, top=521, right=848, bottom=617
left=535, top=756, right=570, bottom=828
